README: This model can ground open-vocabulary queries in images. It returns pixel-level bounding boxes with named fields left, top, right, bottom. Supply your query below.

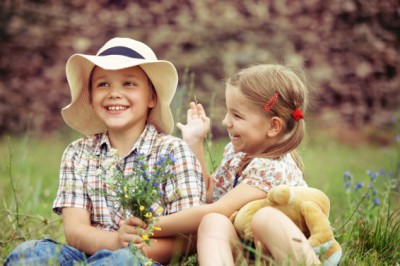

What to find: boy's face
left=91, top=66, right=156, bottom=135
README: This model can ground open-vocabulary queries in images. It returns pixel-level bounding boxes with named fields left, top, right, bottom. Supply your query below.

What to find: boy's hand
left=118, top=216, right=146, bottom=249
left=177, top=102, right=210, bottom=146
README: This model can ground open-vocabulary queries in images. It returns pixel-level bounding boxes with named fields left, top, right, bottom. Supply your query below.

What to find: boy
left=4, top=38, right=205, bottom=265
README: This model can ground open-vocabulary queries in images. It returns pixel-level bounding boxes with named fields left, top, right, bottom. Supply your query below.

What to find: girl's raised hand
left=118, top=216, right=146, bottom=249
left=177, top=102, right=210, bottom=146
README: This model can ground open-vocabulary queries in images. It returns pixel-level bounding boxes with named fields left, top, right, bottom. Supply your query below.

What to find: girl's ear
left=267, top=116, right=284, bottom=137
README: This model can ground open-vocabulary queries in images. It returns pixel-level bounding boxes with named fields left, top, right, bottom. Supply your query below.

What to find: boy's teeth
left=107, top=106, right=126, bottom=111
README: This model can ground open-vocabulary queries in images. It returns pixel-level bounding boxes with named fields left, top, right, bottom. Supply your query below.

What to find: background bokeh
left=1, top=0, right=399, bottom=139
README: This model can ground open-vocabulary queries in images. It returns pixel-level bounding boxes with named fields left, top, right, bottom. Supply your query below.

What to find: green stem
left=8, top=138, right=20, bottom=228
left=336, top=188, right=372, bottom=233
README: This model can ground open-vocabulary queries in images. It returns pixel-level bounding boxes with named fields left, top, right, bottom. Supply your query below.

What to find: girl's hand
left=118, top=216, right=146, bottom=249
left=177, top=102, right=210, bottom=146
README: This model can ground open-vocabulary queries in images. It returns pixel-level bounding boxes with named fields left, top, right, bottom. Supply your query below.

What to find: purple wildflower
left=354, top=181, right=364, bottom=191
left=373, top=198, right=380, bottom=206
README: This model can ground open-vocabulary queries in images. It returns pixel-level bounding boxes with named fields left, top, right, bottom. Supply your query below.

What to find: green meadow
left=1, top=124, right=399, bottom=265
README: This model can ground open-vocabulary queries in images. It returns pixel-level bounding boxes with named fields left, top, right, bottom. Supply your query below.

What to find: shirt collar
left=93, top=124, right=159, bottom=158
left=132, top=124, right=159, bottom=157
left=93, top=131, right=113, bottom=156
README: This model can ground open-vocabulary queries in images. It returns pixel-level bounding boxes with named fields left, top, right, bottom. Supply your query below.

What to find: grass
left=0, top=125, right=399, bottom=264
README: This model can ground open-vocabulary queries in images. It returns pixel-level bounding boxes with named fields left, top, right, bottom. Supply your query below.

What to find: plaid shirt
left=53, top=124, right=205, bottom=231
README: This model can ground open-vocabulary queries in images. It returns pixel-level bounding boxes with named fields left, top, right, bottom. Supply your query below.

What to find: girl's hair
left=227, top=64, right=309, bottom=170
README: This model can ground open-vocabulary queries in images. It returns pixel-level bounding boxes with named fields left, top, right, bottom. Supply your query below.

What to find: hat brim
left=62, top=54, right=177, bottom=135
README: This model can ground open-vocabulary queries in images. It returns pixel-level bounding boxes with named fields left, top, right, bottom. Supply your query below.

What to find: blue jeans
left=3, top=238, right=158, bottom=266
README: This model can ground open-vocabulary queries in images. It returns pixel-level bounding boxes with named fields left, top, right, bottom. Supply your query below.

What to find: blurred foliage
left=0, top=0, right=399, bottom=137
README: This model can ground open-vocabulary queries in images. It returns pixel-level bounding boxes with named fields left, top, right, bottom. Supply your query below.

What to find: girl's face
left=91, top=66, right=156, bottom=135
left=222, top=84, right=273, bottom=156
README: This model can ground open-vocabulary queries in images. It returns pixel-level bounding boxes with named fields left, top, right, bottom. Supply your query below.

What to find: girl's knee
left=198, top=213, right=232, bottom=235
left=252, top=206, right=287, bottom=240
left=252, top=207, right=280, bottom=228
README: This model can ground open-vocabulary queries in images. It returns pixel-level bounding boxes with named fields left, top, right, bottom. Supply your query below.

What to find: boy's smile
left=105, top=105, right=128, bottom=111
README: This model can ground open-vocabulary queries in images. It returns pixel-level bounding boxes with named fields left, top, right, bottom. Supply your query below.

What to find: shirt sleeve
left=162, top=139, right=205, bottom=214
left=52, top=141, right=92, bottom=215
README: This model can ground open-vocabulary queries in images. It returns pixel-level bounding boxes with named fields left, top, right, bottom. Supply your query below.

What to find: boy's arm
left=62, top=208, right=144, bottom=255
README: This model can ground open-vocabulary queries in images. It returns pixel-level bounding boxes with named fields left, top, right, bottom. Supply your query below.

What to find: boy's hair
left=227, top=64, right=309, bottom=169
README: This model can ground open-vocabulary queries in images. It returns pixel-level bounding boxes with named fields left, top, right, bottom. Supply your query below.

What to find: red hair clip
left=292, top=109, right=304, bottom=121
left=264, top=92, right=279, bottom=112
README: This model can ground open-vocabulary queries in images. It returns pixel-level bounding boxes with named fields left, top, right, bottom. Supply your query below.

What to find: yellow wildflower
left=142, top=235, right=149, bottom=241
left=139, top=206, right=145, bottom=211
left=144, top=212, right=153, bottom=219
left=154, top=226, right=161, bottom=231
left=155, top=207, right=163, bottom=214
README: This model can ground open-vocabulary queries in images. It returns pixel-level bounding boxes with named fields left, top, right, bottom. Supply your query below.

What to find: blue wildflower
left=167, top=154, right=176, bottom=163
left=373, top=198, right=380, bottom=206
left=343, top=171, right=353, bottom=181
left=152, top=182, right=159, bottom=187
left=354, top=181, right=364, bottom=191
left=158, top=190, right=164, bottom=196
left=343, top=171, right=353, bottom=188
left=156, top=156, right=166, bottom=165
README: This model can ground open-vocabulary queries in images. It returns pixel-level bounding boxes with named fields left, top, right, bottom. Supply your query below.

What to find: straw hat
left=62, top=37, right=178, bottom=135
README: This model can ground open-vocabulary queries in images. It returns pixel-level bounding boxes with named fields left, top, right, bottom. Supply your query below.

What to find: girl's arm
left=177, top=102, right=214, bottom=199
left=143, top=235, right=196, bottom=264
left=154, top=183, right=267, bottom=237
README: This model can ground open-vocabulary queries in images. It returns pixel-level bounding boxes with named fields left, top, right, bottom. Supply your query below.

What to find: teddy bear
left=231, top=184, right=342, bottom=266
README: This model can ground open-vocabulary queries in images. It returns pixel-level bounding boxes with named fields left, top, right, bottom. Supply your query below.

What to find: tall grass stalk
left=7, top=139, right=21, bottom=231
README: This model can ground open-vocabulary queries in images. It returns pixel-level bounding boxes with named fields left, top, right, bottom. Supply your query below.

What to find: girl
left=150, top=64, right=322, bottom=265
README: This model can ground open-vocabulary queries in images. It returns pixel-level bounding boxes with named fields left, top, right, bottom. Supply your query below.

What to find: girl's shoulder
left=223, top=142, right=245, bottom=159
left=244, top=153, right=302, bottom=179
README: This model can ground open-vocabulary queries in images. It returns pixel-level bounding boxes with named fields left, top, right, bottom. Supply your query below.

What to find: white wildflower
left=103, top=158, right=116, bottom=170
left=76, top=163, right=86, bottom=176
left=65, top=180, right=74, bottom=190
left=109, top=148, right=119, bottom=157
left=96, top=168, right=103, bottom=177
